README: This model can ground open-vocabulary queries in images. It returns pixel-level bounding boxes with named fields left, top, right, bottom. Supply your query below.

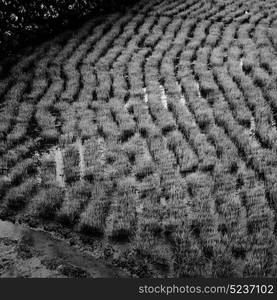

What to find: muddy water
left=0, top=220, right=127, bottom=278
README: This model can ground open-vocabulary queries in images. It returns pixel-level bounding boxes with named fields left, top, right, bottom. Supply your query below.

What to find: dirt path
left=0, top=220, right=127, bottom=278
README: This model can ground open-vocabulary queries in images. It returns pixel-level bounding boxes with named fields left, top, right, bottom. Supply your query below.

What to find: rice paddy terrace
left=1, top=0, right=277, bottom=277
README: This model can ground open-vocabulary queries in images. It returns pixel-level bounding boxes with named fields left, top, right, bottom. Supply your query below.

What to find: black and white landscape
left=0, top=0, right=277, bottom=278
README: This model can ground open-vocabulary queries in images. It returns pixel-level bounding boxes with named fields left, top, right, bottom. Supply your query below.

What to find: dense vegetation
left=1, top=0, right=277, bottom=277
left=0, top=0, right=137, bottom=55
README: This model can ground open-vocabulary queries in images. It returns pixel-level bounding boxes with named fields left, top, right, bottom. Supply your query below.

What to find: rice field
left=1, top=0, right=277, bottom=277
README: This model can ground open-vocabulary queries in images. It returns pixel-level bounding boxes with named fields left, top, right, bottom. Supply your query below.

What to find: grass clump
left=30, top=185, right=64, bottom=220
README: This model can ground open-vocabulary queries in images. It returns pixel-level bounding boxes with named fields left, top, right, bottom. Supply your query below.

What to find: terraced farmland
left=1, top=0, right=277, bottom=277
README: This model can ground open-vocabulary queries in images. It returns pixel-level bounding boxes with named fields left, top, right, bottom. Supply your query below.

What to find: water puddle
left=180, top=92, right=187, bottom=106
left=250, top=116, right=255, bottom=137
left=160, top=85, right=168, bottom=109
left=177, top=83, right=187, bottom=106
left=124, top=101, right=130, bottom=110
left=195, top=82, right=201, bottom=98
left=177, top=83, right=197, bottom=127
left=271, top=116, right=276, bottom=128
left=76, top=138, right=85, bottom=182
left=143, top=87, right=148, bottom=103
left=245, top=116, right=260, bottom=148
left=0, top=219, right=126, bottom=278
left=240, top=58, right=243, bottom=69
left=54, top=147, right=65, bottom=187
left=34, top=152, right=43, bottom=185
